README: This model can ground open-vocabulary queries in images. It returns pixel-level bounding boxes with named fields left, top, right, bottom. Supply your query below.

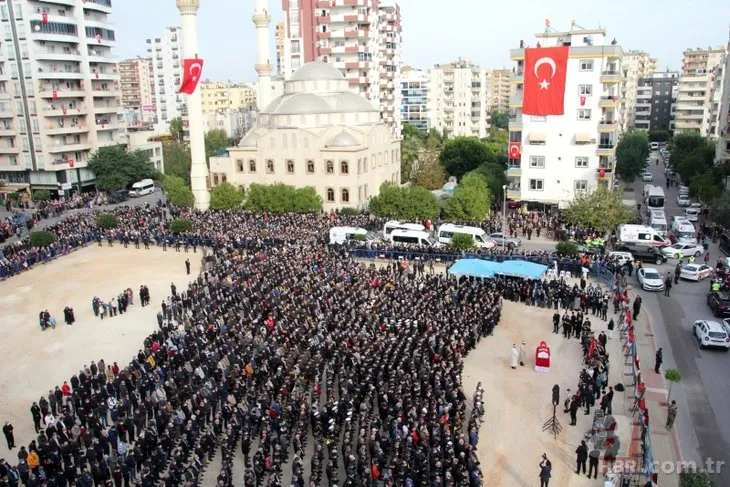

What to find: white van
left=389, top=229, right=438, bottom=246
left=671, top=220, right=697, bottom=244
left=129, top=178, right=155, bottom=197
left=650, top=142, right=659, bottom=150
left=649, top=213, right=668, bottom=238
left=383, top=220, right=427, bottom=236
left=437, top=223, right=496, bottom=248
left=328, top=226, right=373, bottom=245
left=618, top=224, right=667, bottom=246
left=684, top=207, right=700, bottom=223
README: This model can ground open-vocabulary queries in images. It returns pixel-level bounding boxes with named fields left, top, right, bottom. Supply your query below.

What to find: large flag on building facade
left=522, top=47, right=569, bottom=116
left=179, top=58, right=205, bottom=95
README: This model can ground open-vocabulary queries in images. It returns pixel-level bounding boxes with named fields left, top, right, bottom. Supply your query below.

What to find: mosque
left=208, top=0, right=400, bottom=210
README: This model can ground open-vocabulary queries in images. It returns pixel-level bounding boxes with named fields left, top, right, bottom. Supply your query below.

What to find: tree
left=450, top=233, right=475, bottom=251
left=169, top=117, right=184, bottom=142
left=443, top=173, right=492, bottom=222
left=401, top=134, right=423, bottom=183
left=671, top=134, right=716, bottom=185
left=205, top=129, right=231, bottom=162
left=210, top=182, right=244, bottom=210
left=170, top=219, right=193, bottom=233
left=562, top=187, right=638, bottom=232
left=711, top=191, right=730, bottom=228
left=162, top=141, right=192, bottom=186
left=244, top=183, right=323, bottom=214
left=88, top=146, right=159, bottom=192
left=33, top=189, right=52, bottom=201
left=489, top=111, right=509, bottom=130
left=690, top=171, right=722, bottom=205
left=162, top=175, right=195, bottom=208
left=29, top=230, right=55, bottom=248
left=368, top=182, right=439, bottom=220
left=291, top=187, right=324, bottom=213
left=664, top=369, right=682, bottom=403
left=679, top=468, right=715, bottom=487
left=412, top=140, right=446, bottom=190
left=468, top=162, right=508, bottom=202
left=95, top=213, right=118, bottom=229
left=439, top=137, right=492, bottom=179
left=555, top=241, right=579, bottom=257
left=615, top=131, right=650, bottom=182
left=648, top=130, right=670, bottom=142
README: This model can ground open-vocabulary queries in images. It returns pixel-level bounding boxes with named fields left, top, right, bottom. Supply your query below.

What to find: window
left=575, top=157, right=589, bottom=168
left=236, top=159, right=244, bottom=172
left=574, top=180, right=588, bottom=191
left=248, top=159, right=256, bottom=172
left=529, top=179, right=544, bottom=191
left=529, top=156, right=545, bottom=168
left=579, top=60, right=593, bottom=71
left=286, top=159, right=295, bottom=174
left=326, top=160, right=334, bottom=174
left=578, top=85, right=592, bottom=96
left=306, top=160, right=314, bottom=174
left=340, top=160, right=348, bottom=174
left=341, top=188, right=350, bottom=203
left=266, top=159, right=274, bottom=173
left=577, top=109, right=592, bottom=120
left=326, top=188, right=335, bottom=202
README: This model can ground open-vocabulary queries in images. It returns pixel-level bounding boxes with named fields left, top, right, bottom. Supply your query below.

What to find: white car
left=684, top=208, right=700, bottom=222
left=693, top=320, right=730, bottom=350
left=641, top=172, right=653, bottom=182
left=676, top=194, right=690, bottom=207
left=637, top=268, right=665, bottom=291
left=689, top=203, right=703, bottom=211
left=608, top=251, right=633, bottom=266
left=678, top=185, right=690, bottom=196
left=679, top=264, right=714, bottom=281
left=662, top=242, right=703, bottom=259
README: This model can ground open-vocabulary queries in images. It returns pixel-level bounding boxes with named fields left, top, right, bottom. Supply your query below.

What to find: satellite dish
left=34, top=24, right=41, bottom=32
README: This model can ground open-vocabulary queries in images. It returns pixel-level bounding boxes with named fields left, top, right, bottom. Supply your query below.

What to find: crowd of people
left=92, top=289, right=136, bottom=320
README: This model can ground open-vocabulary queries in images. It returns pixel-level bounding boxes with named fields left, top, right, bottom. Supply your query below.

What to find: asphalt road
left=629, top=152, right=730, bottom=483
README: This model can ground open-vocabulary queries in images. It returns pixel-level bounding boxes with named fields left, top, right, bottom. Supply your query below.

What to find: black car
left=707, top=292, right=730, bottom=317
left=615, top=243, right=667, bottom=266
left=109, top=190, right=128, bottom=204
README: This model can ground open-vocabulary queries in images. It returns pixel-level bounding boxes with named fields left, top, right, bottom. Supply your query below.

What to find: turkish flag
left=508, top=141, right=521, bottom=159
left=179, top=58, right=204, bottom=95
left=580, top=96, right=586, bottom=106
left=42, top=12, right=48, bottom=24
left=523, top=46, right=569, bottom=116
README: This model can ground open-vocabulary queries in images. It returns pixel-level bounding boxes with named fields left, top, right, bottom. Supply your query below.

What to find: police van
left=436, top=224, right=496, bottom=248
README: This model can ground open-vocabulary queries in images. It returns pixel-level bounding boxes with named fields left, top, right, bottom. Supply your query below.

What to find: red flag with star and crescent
left=179, top=58, right=204, bottom=95
left=522, top=46, right=569, bottom=116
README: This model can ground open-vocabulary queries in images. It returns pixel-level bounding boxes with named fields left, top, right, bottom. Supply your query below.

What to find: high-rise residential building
left=145, top=26, right=184, bottom=130
left=487, top=69, right=511, bottom=113
left=203, top=110, right=256, bottom=140
left=275, top=22, right=285, bottom=75
left=428, top=59, right=489, bottom=138
left=200, top=83, right=257, bottom=114
left=400, top=67, right=430, bottom=132
left=119, top=58, right=156, bottom=127
left=715, top=42, right=730, bottom=163
left=634, top=71, right=679, bottom=132
left=508, top=26, right=622, bottom=206
left=280, top=0, right=402, bottom=135
left=0, top=0, right=124, bottom=192
left=621, top=50, right=657, bottom=130
left=674, top=46, right=726, bottom=136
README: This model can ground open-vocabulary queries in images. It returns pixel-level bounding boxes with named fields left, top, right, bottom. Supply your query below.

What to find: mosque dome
left=238, top=131, right=258, bottom=147
left=289, top=61, right=345, bottom=82
left=273, top=93, right=331, bottom=115
left=333, top=92, right=377, bottom=112
left=327, top=131, right=360, bottom=148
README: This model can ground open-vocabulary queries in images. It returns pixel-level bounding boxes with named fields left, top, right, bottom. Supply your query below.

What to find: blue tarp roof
left=448, top=259, right=548, bottom=280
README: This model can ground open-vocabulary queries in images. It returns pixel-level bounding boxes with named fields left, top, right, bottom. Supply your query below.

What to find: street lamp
left=502, top=184, right=507, bottom=250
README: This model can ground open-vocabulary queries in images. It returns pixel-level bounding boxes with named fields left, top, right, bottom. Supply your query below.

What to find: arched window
left=326, top=160, right=334, bottom=174
left=236, top=159, right=244, bottom=172
left=266, top=159, right=274, bottom=173
left=371, top=155, right=376, bottom=169
left=212, top=173, right=219, bottom=186
left=221, top=174, right=227, bottom=183
left=357, top=159, right=361, bottom=174
left=340, top=160, right=349, bottom=174
left=307, top=160, right=315, bottom=174
left=341, top=188, right=350, bottom=203
left=286, top=160, right=295, bottom=173
left=248, top=159, right=256, bottom=172
left=326, top=187, right=335, bottom=202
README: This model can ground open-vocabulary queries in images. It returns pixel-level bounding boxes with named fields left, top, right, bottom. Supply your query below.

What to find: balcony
left=506, top=186, right=521, bottom=199
left=0, top=146, right=21, bottom=154
left=510, top=44, right=623, bottom=61
left=507, top=161, right=521, bottom=176
left=39, top=89, right=86, bottom=99
left=36, top=67, right=84, bottom=80
left=93, top=104, right=121, bottom=113
left=47, top=143, right=92, bottom=154
left=599, top=96, right=619, bottom=108
left=34, top=48, right=82, bottom=62
left=508, top=120, right=523, bottom=131
left=30, top=22, right=79, bottom=42
left=600, top=70, right=622, bottom=83
left=597, top=143, right=616, bottom=155
left=90, top=70, right=120, bottom=81
left=0, top=108, right=14, bottom=118
left=96, top=122, right=122, bottom=131
left=510, top=70, right=524, bottom=83
left=83, top=0, right=113, bottom=13
left=317, top=31, right=331, bottom=40
left=91, top=88, right=121, bottom=98
left=598, top=120, right=619, bottom=131
left=42, top=104, right=88, bottom=116
left=45, top=124, right=89, bottom=136
left=509, top=91, right=523, bottom=107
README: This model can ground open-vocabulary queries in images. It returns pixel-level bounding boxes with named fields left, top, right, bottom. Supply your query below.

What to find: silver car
left=489, top=232, right=522, bottom=248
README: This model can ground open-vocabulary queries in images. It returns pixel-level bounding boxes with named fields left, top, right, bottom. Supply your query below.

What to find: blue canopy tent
left=447, top=259, right=500, bottom=278
left=497, top=260, right=548, bottom=280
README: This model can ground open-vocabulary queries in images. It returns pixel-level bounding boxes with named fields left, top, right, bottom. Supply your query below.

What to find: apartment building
left=621, top=50, right=656, bottom=130
left=119, top=58, right=155, bottom=127
left=508, top=27, right=622, bottom=206
left=275, top=22, right=285, bottom=75
left=200, top=83, right=256, bottom=113
left=634, top=72, right=679, bottom=132
left=0, top=0, right=124, bottom=192
left=487, top=69, right=511, bottom=113
left=674, top=46, right=726, bottom=136
left=145, top=26, right=184, bottom=130
left=281, top=0, right=402, bottom=135
left=429, top=59, right=489, bottom=138
left=203, top=110, right=256, bottom=140
left=400, top=67, right=429, bottom=132
left=716, top=48, right=730, bottom=163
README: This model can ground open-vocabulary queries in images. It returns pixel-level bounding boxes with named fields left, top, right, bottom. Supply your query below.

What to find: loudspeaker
left=552, top=384, right=560, bottom=407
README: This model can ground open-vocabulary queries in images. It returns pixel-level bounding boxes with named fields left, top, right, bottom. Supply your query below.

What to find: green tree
left=205, top=129, right=232, bottom=162
left=243, top=183, right=323, bottom=213
left=169, top=117, right=184, bottom=142
left=664, top=369, right=682, bottom=403
left=671, top=134, right=716, bottom=185
left=88, top=146, right=159, bottom=192
left=615, top=131, right=650, bottom=182
left=170, top=218, right=193, bottom=233
left=402, top=122, right=426, bottom=141
left=162, top=141, right=192, bottom=186
left=443, top=173, right=492, bottom=222
left=489, top=111, right=509, bottom=130
left=210, top=181, right=244, bottom=210
left=412, top=140, right=446, bottom=190
left=439, top=137, right=492, bottom=178
left=401, top=133, right=424, bottom=183
left=162, top=175, right=195, bottom=208
left=679, top=468, right=715, bottom=487
left=450, top=233, right=475, bottom=251
left=291, top=187, right=324, bottom=213
left=648, top=130, right=670, bottom=142
left=469, top=162, right=508, bottom=202
left=95, top=213, right=118, bottom=229
left=368, top=182, right=406, bottom=218
left=29, top=230, right=55, bottom=248
left=690, top=171, right=722, bottom=205
left=711, top=191, right=730, bottom=229
left=562, top=186, right=638, bottom=232
left=368, top=182, right=439, bottom=220
left=555, top=241, right=579, bottom=257
left=33, top=189, right=52, bottom=201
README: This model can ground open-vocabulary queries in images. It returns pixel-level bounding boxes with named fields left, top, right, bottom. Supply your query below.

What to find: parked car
left=637, top=268, right=665, bottom=291
left=488, top=232, right=521, bottom=248
left=676, top=194, right=690, bottom=207
left=678, top=185, right=690, bottom=196
left=615, top=243, right=667, bottom=265
left=661, top=242, right=703, bottom=259
left=707, top=291, right=730, bottom=317
left=684, top=208, right=700, bottom=222
left=689, top=203, right=703, bottom=211
left=641, top=172, right=653, bottom=182
left=109, top=190, right=129, bottom=204
left=693, top=320, right=730, bottom=350
left=679, top=264, right=714, bottom=281
left=607, top=251, right=634, bottom=266
left=506, top=199, right=521, bottom=209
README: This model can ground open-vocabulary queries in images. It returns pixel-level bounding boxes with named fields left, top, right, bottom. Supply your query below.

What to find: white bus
left=383, top=220, right=426, bottom=236
left=129, top=179, right=155, bottom=197
left=437, top=224, right=496, bottom=248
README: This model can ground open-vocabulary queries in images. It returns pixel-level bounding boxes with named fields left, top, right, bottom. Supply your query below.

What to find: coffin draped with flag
left=522, top=46, right=569, bottom=116
left=179, top=59, right=205, bottom=95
